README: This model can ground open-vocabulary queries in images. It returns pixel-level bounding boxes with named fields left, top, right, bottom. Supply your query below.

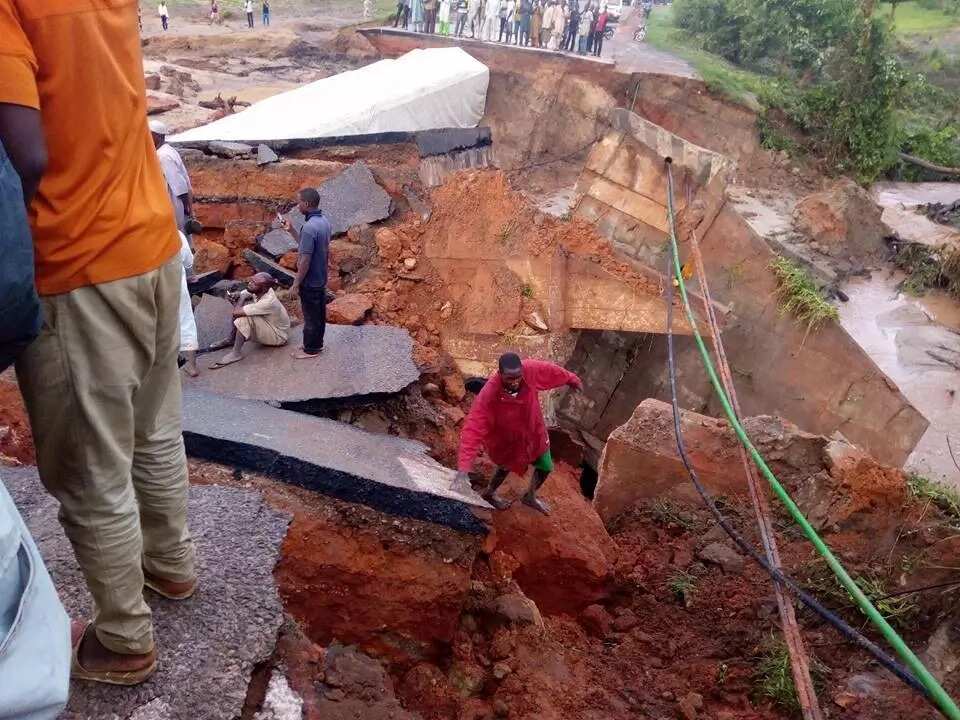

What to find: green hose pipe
left=663, top=162, right=960, bottom=720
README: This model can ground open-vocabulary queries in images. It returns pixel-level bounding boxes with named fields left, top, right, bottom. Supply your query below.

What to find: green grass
left=879, top=1, right=960, bottom=35
left=908, top=472, right=960, bottom=524
left=752, top=636, right=827, bottom=713
left=644, top=6, right=787, bottom=109
left=667, top=571, right=698, bottom=606
left=893, top=243, right=960, bottom=298
left=770, top=257, right=839, bottom=334
left=650, top=499, right=699, bottom=531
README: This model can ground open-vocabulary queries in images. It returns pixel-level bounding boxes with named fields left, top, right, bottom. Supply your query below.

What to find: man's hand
left=232, top=307, right=246, bottom=319
left=567, top=377, right=583, bottom=392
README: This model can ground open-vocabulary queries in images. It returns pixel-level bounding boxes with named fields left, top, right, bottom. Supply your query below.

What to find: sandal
left=71, top=621, right=157, bottom=686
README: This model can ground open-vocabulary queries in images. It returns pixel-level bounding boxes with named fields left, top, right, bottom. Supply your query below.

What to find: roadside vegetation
left=645, top=0, right=960, bottom=182
left=752, top=636, right=827, bottom=713
left=770, top=257, right=839, bottom=334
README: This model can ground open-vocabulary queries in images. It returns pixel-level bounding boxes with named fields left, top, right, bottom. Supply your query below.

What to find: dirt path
left=606, top=6, right=697, bottom=78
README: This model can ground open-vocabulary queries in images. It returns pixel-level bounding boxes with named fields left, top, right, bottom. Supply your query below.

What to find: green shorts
left=532, top=449, right=554, bottom=473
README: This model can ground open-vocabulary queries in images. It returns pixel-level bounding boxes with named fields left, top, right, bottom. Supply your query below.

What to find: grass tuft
left=770, top=257, right=839, bottom=333
left=752, top=636, right=827, bottom=712
left=667, top=571, right=698, bottom=607
left=908, top=472, right=960, bottom=524
left=650, top=500, right=699, bottom=531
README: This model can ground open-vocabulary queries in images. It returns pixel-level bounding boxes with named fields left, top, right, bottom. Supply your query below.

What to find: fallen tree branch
left=899, top=152, right=960, bottom=177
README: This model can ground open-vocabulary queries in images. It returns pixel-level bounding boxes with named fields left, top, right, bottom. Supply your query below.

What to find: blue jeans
left=262, top=9, right=270, bottom=24
left=578, top=34, right=586, bottom=53
left=0, top=478, right=70, bottom=720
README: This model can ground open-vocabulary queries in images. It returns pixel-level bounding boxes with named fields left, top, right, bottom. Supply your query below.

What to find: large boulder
left=327, top=294, right=373, bottom=325
left=193, top=238, right=232, bottom=275
left=485, top=465, right=616, bottom=616
left=793, top=178, right=887, bottom=259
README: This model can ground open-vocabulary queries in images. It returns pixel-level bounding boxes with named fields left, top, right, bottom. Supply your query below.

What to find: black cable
left=661, top=206, right=927, bottom=696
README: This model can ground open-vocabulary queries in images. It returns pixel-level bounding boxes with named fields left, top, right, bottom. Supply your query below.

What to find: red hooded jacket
left=457, top=359, right=581, bottom=475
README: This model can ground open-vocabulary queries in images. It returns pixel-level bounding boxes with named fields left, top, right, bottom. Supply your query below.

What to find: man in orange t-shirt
left=0, top=0, right=196, bottom=685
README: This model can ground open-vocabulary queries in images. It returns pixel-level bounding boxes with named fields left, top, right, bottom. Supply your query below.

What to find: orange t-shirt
left=0, top=0, right=178, bottom=296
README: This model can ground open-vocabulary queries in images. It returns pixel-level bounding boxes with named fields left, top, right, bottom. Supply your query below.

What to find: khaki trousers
left=16, top=255, right=195, bottom=655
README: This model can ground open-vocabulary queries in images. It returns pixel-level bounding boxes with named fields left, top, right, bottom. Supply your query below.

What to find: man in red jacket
left=455, top=352, right=582, bottom=515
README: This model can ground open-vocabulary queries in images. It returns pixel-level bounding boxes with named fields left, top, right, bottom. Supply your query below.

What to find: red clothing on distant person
left=457, top=359, right=581, bottom=475
left=595, top=10, right=608, bottom=30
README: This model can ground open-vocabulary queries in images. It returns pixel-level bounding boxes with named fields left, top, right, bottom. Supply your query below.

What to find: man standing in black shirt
left=285, top=187, right=331, bottom=358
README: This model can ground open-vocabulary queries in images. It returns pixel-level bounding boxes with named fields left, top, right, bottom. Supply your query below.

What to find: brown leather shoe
left=71, top=621, right=157, bottom=686
left=143, top=569, right=197, bottom=600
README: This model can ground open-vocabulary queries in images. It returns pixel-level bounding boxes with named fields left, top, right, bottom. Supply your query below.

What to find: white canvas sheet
left=171, top=47, right=489, bottom=143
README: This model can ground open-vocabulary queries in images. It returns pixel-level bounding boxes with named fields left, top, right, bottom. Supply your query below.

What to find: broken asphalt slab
left=244, top=249, right=296, bottom=286
left=284, top=162, right=392, bottom=237
left=194, top=293, right=237, bottom=352
left=258, top=228, right=299, bottom=259
left=187, top=324, right=419, bottom=405
left=2, top=466, right=290, bottom=720
left=414, top=127, right=492, bottom=158
left=181, top=387, right=490, bottom=533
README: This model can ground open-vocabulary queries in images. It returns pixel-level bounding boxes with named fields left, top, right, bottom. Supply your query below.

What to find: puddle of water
left=839, top=271, right=960, bottom=486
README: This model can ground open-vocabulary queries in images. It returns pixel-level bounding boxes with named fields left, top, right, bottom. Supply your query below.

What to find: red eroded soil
left=0, top=380, right=34, bottom=465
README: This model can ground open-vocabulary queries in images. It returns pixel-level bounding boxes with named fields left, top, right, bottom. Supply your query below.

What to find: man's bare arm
left=0, top=103, right=46, bottom=204
left=292, top=252, right=311, bottom=292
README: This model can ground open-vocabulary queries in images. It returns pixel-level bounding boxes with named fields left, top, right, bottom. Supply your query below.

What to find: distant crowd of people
left=153, top=0, right=272, bottom=31
left=394, top=0, right=611, bottom=56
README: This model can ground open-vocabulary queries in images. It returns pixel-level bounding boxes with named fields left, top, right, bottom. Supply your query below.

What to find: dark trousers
left=593, top=30, right=603, bottom=55
left=246, top=11, right=254, bottom=26
left=498, top=17, right=511, bottom=41
left=299, top=286, right=327, bottom=354
left=424, top=8, right=437, bottom=32
left=161, top=15, right=168, bottom=30
left=395, top=3, right=410, bottom=26
left=455, top=11, right=468, bottom=34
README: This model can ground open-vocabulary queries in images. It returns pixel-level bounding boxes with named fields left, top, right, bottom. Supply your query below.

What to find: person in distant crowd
left=530, top=0, right=543, bottom=46
left=563, top=0, right=579, bottom=50
left=517, top=0, right=532, bottom=44
left=139, top=4, right=143, bottom=31
left=498, top=0, right=514, bottom=42
left=540, top=0, right=554, bottom=46
left=263, top=0, right=271, bottom=25
left=285, top=188, right=331, bottom=358
left=482, top=0, right=500, bottom=40
left=150, top=120, right=194, bottom=234
left=468, top=0, right=482, bottom=36
left=209, top=273, right=290, bottom=368
left=511, top=0, right=522, bottom=42
left=455, top=0, right=469, bottom=36
left=0, top=0, right=196, bottom=685
left=394, top=0, right=410, bottom=27
left=210, top=0, right=221, bottom=24
left=578, top=2, right=594, bottom=53
left=455, top=353, right=582, bottom=515
left=177, top=231, right=200, bottom=377
left=592, top=4, right=608, bottom=56
left=423, top=0, right=438, bottom=33
left=548, top=0, right=565, bottom=48
left=412, top=0, right=425, bottom=31
left=245, top=0, right=255, bottom=27
left=439, top=0, right=452, bottom=34
left=159, top=0, right=169, bottom=30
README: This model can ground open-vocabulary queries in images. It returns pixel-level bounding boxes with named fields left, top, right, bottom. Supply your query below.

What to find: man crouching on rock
left=210, top=272, right=291, bottom=369
left=455, top=352, right=582, bottom=515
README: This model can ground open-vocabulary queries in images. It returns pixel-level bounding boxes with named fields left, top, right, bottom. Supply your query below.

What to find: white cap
left=148, top=119, right=169, bottom=136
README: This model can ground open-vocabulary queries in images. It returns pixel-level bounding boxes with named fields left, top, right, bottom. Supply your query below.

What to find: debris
left=522, top=310, right=549, bottom=332
left=327, top=294, right=373, bottom=325
left=257, top=143, right=280, bottom=166
left=677, top=691, right=704, bottom=720
left=697, top=542, right=744, bottom=574
left=611, top=607, right=639, bottom=632
left=258, top=228, right=298, bottom=259
left=253, top=673, right=304, bottom=720
left=375, top=227, right=403, bottom=262
left=581, top=604, right=614, bottom=637
left=243, top=249, right=297, bottom=286
left=187, top=269, right=224, bottom=296
left=415, top=127, right=492, bottom=158
left=492, top=593, right=544, bottom=628
left=181, top=388, right=489, bottom=532
left=209, top=140, right=254, bottom=159
left=194, top=293, right=237, bottom=352
left=492, top=662, right=512, bottom=680
left=284, top=163, right=393, bottom=237
left=403, top=257, right=418, bottom=270
left=193, top=239, right=232, bottom=275
left=793, top=178, right=886, bottom=259
left=146, top=90, right=181, bottom=115
left=442, top=373, right=466, bottom=402
left=144, top=73, right=162, bottom=90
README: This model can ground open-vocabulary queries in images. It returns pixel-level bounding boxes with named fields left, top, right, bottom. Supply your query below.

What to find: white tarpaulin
left=170, top=47, right=489, bottom=143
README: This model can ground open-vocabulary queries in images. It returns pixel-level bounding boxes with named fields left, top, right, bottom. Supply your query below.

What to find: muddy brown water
left=839, top=271, right=960, bottom=486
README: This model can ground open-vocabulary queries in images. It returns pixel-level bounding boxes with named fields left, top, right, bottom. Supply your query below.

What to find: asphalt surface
left=181, top=387, right=490, bottom=532
left=3, top=466, right=290, bottom=720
